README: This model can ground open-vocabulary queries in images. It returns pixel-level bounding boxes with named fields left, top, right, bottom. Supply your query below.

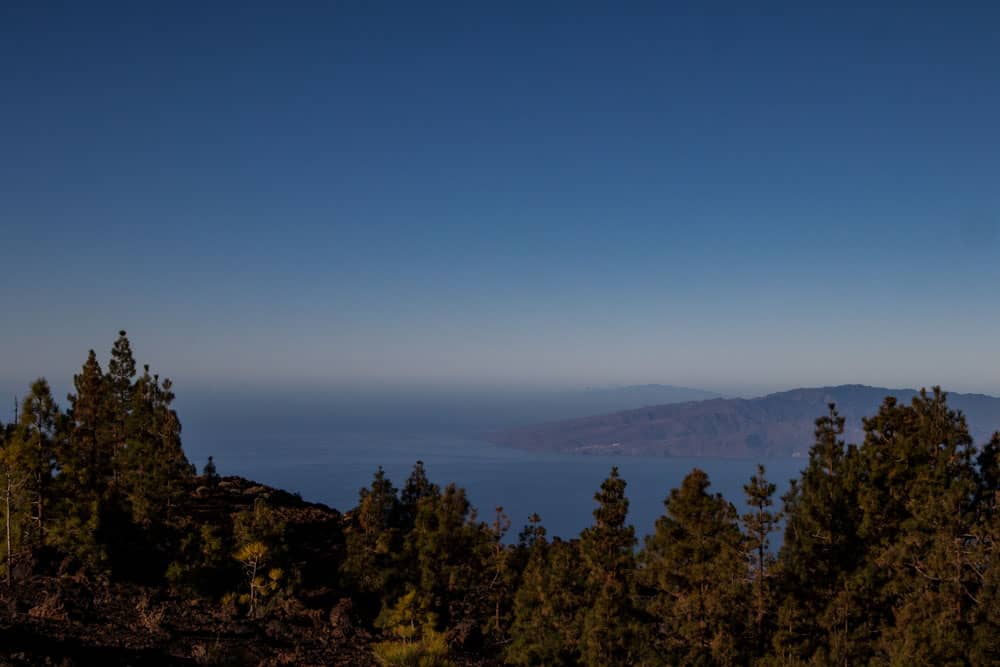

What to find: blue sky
left=2, top=2, right=999, bottom=396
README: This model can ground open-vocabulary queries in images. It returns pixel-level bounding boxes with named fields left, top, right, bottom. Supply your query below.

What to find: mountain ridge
left=489, top=384, right=1000, bottom=458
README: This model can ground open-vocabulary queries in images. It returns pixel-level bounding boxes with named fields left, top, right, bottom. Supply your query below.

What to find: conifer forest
left=1, top=332, right=998, bottom=666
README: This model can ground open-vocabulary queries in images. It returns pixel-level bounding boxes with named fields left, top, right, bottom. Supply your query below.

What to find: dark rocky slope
left=0, top=477, right=368, bottom=667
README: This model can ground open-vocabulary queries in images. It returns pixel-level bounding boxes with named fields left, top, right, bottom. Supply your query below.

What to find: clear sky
left=2, top=2, right=999, bottom=397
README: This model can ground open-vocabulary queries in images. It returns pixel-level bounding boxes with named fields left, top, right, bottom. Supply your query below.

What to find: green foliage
left=231, top=498, right=290, bottom=616
left=483, top=505, right=516, bottom=648
left=120, top=365, right=193, bottom=526
left=348, top=462, right=520, bottom=652
left=506, top=536, right=584, bottom=666
left=371, top=639, right=452, bottom=667
left=52, top=350, right=112, bottom=570
left=978, top=433, right=1000, bottom=503
left=166, top=522, right=230, bottom=596
left=399, top=460, right=438, bottom=533
left=18, top=379, right=63, bottom=545
left=234, top=540, right=284, bottom=617
left=408, top=482, right=491, bottom=647
left=234, top=499, right=287, bottom=556
left=774, top=403, right=865, bottom=661
left=0, top=379, right=67, bottom=580
left=742, top=463, right=781, bottom=654
left=107, top=330, right=136, bottom=481
left=1, top=426, right=32, bottom=583
left=640, top=468, right=748, bottom=666
left=774, top=390, right=996, bottom=665
left=969, top=471, right=1000, bottom=664
left=577, top=467, right=639, bottom=666
left=63, top=350, right=113, bottom=491
left=859, top=389, right=982, bottom=664
left=373, top=589, right=454, bottom=667
left=342, top=466, right=403, bottom=599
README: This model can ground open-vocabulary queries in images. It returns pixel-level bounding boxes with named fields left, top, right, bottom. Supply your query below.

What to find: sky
left=2, top=1, right=999, bottom=399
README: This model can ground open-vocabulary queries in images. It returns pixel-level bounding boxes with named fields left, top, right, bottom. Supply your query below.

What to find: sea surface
left=182, top=413, right=804, bottom=541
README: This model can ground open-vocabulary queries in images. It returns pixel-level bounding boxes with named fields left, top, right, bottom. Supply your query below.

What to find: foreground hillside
left=491, top=384, right=1000, bottom=457
left=0, top=476, right=376, bottom=666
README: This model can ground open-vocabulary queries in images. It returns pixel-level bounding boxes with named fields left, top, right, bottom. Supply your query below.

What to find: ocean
left=178, top=389, right=804, bottom=540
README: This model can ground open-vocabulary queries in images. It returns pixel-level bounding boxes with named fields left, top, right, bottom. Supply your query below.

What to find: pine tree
left=577, top=467, right=638, bottom=666
left=342, top=466, right=402, bottom=603
left=107, top=330, right=136, bottom=483
left=64, top=350, right=112, bottom=491
left=641, top=468, right=748, bottom=666
left=485, top=506, right=514, bottom=647
left=17, top=379, right=62, bottom=545
left=399, top=459, right=439, bottom=533
left=166, top=521, right=228, bottom=597
left=859, top=389, right=982, bottom=663
left=517, top=513, right=546, bottom=550
left=232, top=498, right=289, bottom=617
left=149, top=375, right=193, bottom=515
left=52, top=350, right=113, bottom=569
left=373, top=588, right=454, bottom=667
left=970, top=434, right=1000, bottom=663
left=978, top=433, right=1000, bottom=513
left=202, top=456, right=218, bottom=483
left=408, top=482, right=489, bottom=648
left=774, top=403, right=864, bottom=662
left=0, top=420, right=30, bottom=584
left=507, top=536, right=584, bottom=666
left=121, top=365, right=192, bottom=525
left=742, top=463, right=781, bottom=656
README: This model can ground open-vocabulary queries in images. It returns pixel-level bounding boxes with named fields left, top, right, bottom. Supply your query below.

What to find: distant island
left=490, top=384, right=1000, bottom=457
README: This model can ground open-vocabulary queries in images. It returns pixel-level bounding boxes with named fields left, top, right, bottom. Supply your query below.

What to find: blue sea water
left=168, top=387, right=809, bottom=540
left=182, top=424, right=804, bottom=541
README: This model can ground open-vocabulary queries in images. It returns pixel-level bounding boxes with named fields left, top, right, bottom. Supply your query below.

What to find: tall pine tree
left=774, top=403, right=864, bottom=662
left=342, top=466, right=402, bottom=609
left=64, top=350, right=112, bottom=491
left=107, top=330, right=136, bottom=485
left=122, top=365, right=192, bottom=525
left=742, top=463, right=781, bottom=656
left=971, top=432, right=1000, bottom=662
left=17, top=379, right=62, bottom=545
left=507, top=535, right=585, bottom=666
left=578, top=467, right=638, bottom=666
left=858, top=389, right=982, bottom=663
left=53, top=350, right=113, bottom=569
left=399, top=459, right=438, bottom=534
left=407, top=482, right=491, bottom=648
left=641, top=468, right=748, bottom=666
left=0, top=416, right=31, bottom=584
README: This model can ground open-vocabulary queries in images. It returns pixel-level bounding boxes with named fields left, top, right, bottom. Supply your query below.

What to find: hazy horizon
left=3, top=369, right=1000, bottom=437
